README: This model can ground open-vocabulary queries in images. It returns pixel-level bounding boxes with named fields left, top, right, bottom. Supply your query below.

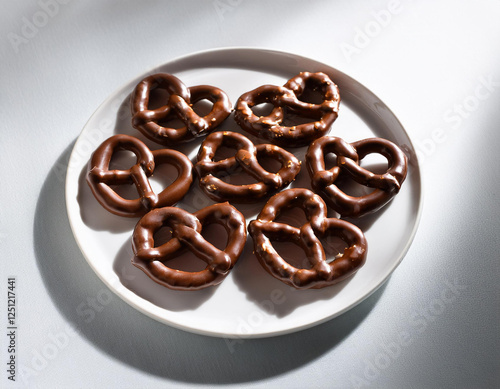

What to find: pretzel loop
left=132, top=203, right=247, bottom=290
left=306, top=136, right=408, bottom=218
left=131, top=73, right=232, bottom=145
left=235, top=72, right=340, bottom=147
left=133, top=73, right=190, bottom=121
left=86, top=134, right=193, bottom=217
left=248, top=188, right=367, bottom=289
left=283, top=72, right=341, bottom=116
left=195, top=131, right=301, bottom=203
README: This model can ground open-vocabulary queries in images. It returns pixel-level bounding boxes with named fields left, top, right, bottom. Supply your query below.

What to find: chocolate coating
left=234, top=72, right=340, bottom=147
left=306, top=136, right=408, bottom=217
left=248, top=188, right=367, bottom=289
left=132, top=203, right=246, bottom=290
left=195, top=131, right=301, bottom=203
left=86, top=134, right=193, bottom=217
left=131, top=73, right=232, bottom=145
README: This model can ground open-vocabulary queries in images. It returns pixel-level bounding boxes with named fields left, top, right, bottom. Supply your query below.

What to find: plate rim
left=65, top=46, right=423, bottom=338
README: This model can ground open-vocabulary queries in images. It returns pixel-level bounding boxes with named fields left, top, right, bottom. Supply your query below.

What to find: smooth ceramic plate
left=65, top=48, right=422, bottom=338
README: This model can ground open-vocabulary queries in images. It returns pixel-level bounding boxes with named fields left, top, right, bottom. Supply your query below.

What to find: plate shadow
left=33, top=143, right=387, bottom=384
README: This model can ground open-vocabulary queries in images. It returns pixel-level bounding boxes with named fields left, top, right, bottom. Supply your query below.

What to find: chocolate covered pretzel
left=306, top=136, right=408, bottom=217
left=248, top=188, right=367, bottom=289
left=131, top=73, right=232, bottom=145
left=87, top=134, right=193, bottom=217
left=195, top=131, right=301, bottom=203
left=234, top=72, right=340, bottom=147
left=132, top=203, right=246, bottom=290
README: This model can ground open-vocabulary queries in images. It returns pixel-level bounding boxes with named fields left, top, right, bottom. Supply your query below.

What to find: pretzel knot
left=248, top=188, right=367, bottom=289
left=132, top=203, right=247, bottom=290
left=130, top=73, right=232, bottom=145
left=234, top=72, right=340, bottom=147
left=195, top=131, right=301, bottom=203
left=86, top=134, right=193, bottom=217
left=306, top=136, right=408, bottom=218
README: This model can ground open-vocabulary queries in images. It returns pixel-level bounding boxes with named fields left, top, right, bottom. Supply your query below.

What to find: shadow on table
left=33, top=142, right=388, bottom=385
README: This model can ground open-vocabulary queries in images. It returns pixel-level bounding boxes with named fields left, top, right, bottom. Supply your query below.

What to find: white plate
left=65, top=48, right=422, bottom=338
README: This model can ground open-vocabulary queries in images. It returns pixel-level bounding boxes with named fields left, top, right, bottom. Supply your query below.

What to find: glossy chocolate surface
left=195, top=131, right=301, bottom=203
left=131, top=73, right=232, bottom=145
left=132, top=203, right=246, bottom=290
left=234, top=72, right=340, bottom=147
left=306, top=136, right=408, bottom=217
left=86, top=134, right=193, bottom=217
left=248, top=188, right=367, bottom=289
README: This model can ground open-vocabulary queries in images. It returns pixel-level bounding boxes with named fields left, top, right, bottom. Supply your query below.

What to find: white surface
left=66, top=48, right=422, bottom=338
left=1, top=1, right=499, bottom=388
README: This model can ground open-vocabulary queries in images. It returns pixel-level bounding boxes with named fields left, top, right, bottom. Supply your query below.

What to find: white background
left=1, top=0, right=499, bottom=388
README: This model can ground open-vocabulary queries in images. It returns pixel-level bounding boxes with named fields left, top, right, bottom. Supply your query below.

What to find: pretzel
left=234, top=72, right=340, bottom=147
left=86, top=134, right=193, bottom=217
left=306, top=136, right=408, bottom=217
left=248, top=188, right=367, bottom=289
left=194, top=131, right=301, bottom=203
left=131, top=73, right=232, bottom=145
left=132, top=203, right=246, bottom=290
